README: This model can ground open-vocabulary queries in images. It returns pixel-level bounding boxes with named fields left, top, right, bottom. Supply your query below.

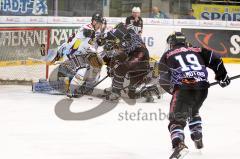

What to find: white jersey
left=64, top=23, right=96, bottom=56
left=55, top=23, right=105, bottom=96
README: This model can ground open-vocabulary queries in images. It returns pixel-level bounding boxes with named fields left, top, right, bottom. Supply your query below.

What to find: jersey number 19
left=175, top=54, right=202, bottom=71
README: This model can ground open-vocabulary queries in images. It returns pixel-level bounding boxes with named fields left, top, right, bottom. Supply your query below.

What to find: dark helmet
left=106, top=22, right=129, bottom=41
left=167, top=32, right=186, bottom=47
left=104, top=23, right=130, bottom=51
left=91, top=13, right=103, bottom=23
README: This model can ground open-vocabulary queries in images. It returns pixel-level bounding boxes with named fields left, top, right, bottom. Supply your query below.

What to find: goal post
left=0, top=27, right=51, bottom=84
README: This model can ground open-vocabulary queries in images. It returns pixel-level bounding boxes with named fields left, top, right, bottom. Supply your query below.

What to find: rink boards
left=0, top=18, right=240, bottom=81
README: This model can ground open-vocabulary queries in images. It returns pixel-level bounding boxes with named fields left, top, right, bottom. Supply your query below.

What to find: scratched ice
left=0, top=64, right=239, bottom=159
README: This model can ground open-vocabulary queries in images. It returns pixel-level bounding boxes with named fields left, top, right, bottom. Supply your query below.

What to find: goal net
left=0, top=27, right=50, bottom=84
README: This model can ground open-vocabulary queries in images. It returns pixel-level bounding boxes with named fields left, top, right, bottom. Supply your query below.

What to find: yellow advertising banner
left=0, top=59, right=44, bottom=67
left=192, top=4, right=240, bottom=21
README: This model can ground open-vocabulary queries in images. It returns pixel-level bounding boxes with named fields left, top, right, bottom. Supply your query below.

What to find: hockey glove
left=106, top=66, right=113, bottom=77
left=219, top=74, right=230, bottom=88
left=87, top=53, right=103, bottom=69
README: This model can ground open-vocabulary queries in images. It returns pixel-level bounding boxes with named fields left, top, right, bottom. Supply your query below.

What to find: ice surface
left=0, top=64, right=240, bottom=159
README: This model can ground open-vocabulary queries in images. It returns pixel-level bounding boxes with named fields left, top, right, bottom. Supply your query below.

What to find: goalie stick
left=27, top=57, right=45, bottom=62
left=28, top=57, right=63, bottom=65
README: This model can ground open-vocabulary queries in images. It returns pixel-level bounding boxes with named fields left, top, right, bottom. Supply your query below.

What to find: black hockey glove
left=219, top=74, right=230, bottom=88
left=106, top=66, right=113, bottom=77
left=96, top=37, right=106, bottom=46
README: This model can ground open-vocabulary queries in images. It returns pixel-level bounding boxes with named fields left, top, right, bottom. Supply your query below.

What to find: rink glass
left=52, top=0, right=240, bottom=21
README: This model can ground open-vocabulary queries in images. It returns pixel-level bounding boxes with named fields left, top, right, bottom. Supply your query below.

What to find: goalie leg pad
left=69, top=68, right=87, bottom=96
left=32, top=80, right=67, bottom=94
left=84, top=66, right=101, bottom=85
left=58, top=61, right=76, bottom=78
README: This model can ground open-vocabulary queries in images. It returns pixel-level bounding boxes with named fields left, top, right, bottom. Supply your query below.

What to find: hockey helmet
left=106, top=23, right=130, bottom=42
left=167, top=32, right=186, bottom=47
left=91, top=13, right=103, bottom=23
left=105, top=22, right=131, bottom=50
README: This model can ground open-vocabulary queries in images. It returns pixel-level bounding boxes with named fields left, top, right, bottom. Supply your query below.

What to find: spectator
left=149, top=6, right=169, bottom=19
left=125, top=7, right=143, bottom=35
left=180, top=8, right=196, bottom=19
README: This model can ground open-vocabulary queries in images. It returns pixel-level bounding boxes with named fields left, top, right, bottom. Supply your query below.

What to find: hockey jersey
left=159, top=45, right=228, bottom=94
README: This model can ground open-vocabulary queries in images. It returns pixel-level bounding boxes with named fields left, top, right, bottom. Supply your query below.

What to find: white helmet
left=132, top=7, right=141, bottom=13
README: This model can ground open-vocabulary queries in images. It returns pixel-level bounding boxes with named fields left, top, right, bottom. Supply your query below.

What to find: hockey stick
left=28, top=57, right=63, bottom=66
left=210, top=74, right=240, bottom=87
left=28, top=57, right=45, bottom=62
left=93, top=74, right=109, bottom=88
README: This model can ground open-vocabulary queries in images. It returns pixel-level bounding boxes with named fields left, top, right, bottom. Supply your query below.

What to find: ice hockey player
left=102, top=22, right=152, bottom=101
left=56, top=13, right=105, bottom=97
left=159, top=32, right=231, bottom=159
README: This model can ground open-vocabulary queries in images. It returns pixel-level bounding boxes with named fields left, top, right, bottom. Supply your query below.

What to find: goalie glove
left=86, top=52, right=103, bottom=68
left=218, top=74, right=230, bottom=88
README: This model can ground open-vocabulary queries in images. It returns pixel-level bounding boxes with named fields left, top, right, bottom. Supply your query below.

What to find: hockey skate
left=67, top=84, right=84, bottom=98
left=67, top=83, right=94, bottom=98
left=194, top=139, right=203, bottom=149
left=103, top=88, right=111, bottom=95
left=169, top=142, right=189, bottom=159
left=80, top=82, right=94, bottom=95
left=67, top=91, right=80, bottom=98
left=67, top=86, right=83, bottom=98
left=107, top=92, right=120, bottom=101
left=136, top=84, right=161, bottom=102
left=191, top=132, right=203, bottom=149
left=106, top=88, right=121, bottom=101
